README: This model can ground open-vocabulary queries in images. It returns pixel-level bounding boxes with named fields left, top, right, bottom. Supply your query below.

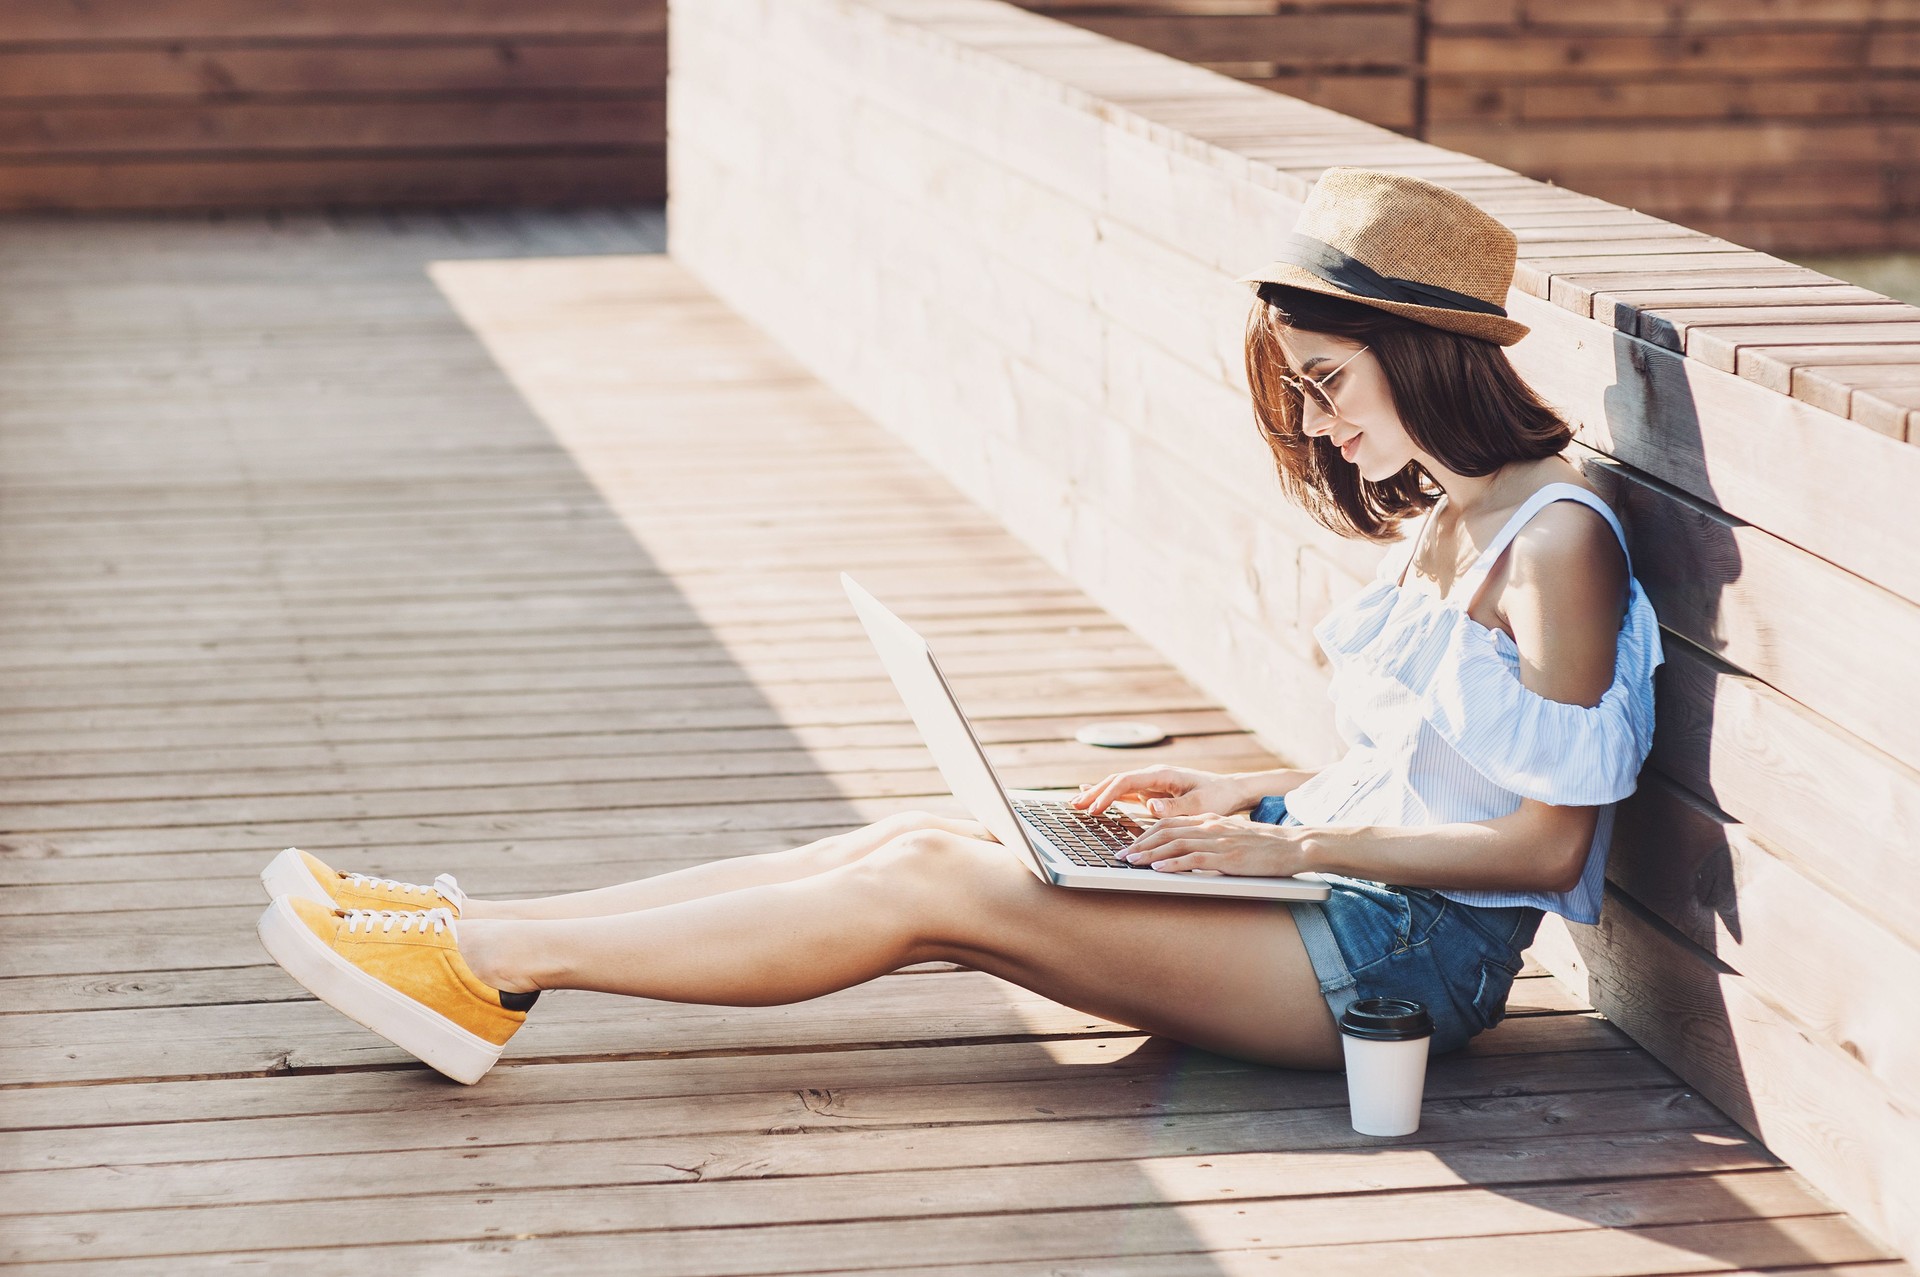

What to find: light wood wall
left=1012, top=0, right=1920, bottom=253
left=668, top=0, right=1920, bottom=1262
left=0, top=0, right=667, bottom=211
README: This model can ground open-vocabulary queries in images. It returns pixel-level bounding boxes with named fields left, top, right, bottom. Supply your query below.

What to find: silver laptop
left=841, top=573, right=1330, bottom=902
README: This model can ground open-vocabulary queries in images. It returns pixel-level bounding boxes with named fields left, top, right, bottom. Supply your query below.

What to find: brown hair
left=1244, top=282, right=1574, bottom=542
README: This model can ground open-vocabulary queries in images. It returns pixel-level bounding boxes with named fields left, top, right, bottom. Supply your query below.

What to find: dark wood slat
left=0, top=40, right=666, bottom=101
left=0, top=0, right=666, bottom=42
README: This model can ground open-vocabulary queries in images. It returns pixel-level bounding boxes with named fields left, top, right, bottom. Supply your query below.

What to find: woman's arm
left=1223, top=766, right=1323, bottom=804
left=1298, top=800, right=1599, bottom=894
left=1123, top=799, right=1596, bottom=892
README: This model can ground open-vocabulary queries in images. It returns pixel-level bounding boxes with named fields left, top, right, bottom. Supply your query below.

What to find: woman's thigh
left=868, top=830, right=1347, bottom=1072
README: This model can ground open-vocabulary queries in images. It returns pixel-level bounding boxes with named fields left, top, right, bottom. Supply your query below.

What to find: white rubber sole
left=260, top=847, right=333, bottom=908
left=256, top=896, right=505, bottom=1085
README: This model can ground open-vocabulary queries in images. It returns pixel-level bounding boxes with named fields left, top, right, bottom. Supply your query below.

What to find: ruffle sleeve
left=1434, top=580, right=1663, bottom=804
left=1357, top=579, right=1665, bottom=807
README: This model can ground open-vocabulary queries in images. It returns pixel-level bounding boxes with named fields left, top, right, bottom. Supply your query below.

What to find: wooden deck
left=0, top=211, right=1909, bottom=1274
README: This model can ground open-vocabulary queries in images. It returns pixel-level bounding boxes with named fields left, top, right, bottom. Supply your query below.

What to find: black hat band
left=1269, top=232, right=1509, bottom=318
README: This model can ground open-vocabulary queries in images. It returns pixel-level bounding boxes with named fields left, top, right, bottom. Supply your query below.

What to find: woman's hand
left=1070, top=766, right=1253, bottom=820
left=1120, top=814, right=1311, bottom=877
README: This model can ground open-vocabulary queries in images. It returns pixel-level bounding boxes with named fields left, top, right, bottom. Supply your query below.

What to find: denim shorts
left=1250, top=795, right=1544, bottom=1057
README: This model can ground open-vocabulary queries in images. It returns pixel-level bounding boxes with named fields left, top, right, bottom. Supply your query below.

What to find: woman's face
left=1274, top=331, right=1417, bottom=482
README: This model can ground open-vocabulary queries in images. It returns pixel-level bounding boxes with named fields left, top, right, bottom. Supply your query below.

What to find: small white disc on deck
left=1074, top=720, right=1170, bottom=748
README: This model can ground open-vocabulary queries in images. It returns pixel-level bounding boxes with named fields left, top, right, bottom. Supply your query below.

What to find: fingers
left=1072, top=772, right=1144, bottom=814
left=1121, top=840, right=1221, bottom=873
left=1119, top=815, right=1209, bottom=860
left=1074, top=768, right=1168, bottom=812
left=1071, top=767, right=1187, bottom=815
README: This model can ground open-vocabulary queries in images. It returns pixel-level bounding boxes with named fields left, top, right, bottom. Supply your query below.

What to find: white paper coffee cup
left=1338, top=997, right=1433, bottom=1136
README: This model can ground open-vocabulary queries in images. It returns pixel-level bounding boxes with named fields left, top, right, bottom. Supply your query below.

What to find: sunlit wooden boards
left=0, top=207, right=1903, bottom=1273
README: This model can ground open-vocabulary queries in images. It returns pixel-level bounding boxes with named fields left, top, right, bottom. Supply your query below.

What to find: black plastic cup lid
left=1339, top=997, right=1433, bottom=1041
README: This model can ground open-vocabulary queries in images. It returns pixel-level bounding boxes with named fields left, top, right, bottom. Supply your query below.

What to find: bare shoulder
left=1509, top=495, right=1628, bottom=599
left=1499, top=494, right=1629, bottom=708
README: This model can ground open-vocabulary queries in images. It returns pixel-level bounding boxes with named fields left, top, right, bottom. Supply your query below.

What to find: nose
left=1300, top=397, right=1336, bottom=435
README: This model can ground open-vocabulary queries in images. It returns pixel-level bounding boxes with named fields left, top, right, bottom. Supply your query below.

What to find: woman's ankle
left=455, top=917, right=544, bottom=994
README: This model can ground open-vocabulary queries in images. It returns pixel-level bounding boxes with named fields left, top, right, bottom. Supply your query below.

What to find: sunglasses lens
left=1284, top=374, right=1333, bottom=415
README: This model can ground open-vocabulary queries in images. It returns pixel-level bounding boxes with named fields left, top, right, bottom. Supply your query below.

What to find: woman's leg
left=459, top=810, right=993, bottom=921
left=457, top=826, right=1347, bottom=1071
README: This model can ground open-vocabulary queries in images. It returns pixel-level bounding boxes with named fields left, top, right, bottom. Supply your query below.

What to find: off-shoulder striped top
left=1274, top=481, right=1665, bottom=924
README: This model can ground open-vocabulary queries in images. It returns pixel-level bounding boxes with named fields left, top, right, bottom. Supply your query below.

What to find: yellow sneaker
left=261, top=848, right=467, bottom=916
left=256, top=897, right=536, bottom=1085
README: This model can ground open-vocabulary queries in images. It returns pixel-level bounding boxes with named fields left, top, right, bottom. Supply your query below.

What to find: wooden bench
left=668, top=0, right=1920, bottom=1261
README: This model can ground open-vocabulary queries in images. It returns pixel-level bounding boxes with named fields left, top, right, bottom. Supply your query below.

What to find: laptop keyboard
left=1014, top=799, right=1154, bottom=870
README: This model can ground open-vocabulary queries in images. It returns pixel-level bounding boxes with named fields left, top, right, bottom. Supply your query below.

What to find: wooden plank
left=1548, top=267, right=1844, bottom=312
left=1531, top=884, right=1920, bottom=1264
left=1431, top=75, right=1920, bottom=125
left=1241, top=72, right=1418, bottom=132
left=1789, top=363, right=1920, bottom=420
left=0, top=794, right=966, bottom=859
left=9, top=1115, right=1764, bottom=1217
left=0, top=969, right=1125, bottom=1085
left=1428, top=31, right=1874, bottom=75
left=1857, top=385, right=1920, bottom=437
left=0, top=735, right=1253, bottom=808
left=0, top=0, right=667, bottom=41
left=1678, top=322, right=1920, bottom=372
left=0, top=40, right=667, bottom=100
left=0, top=1015, right=1630, bottom=1132
left=0, top=1046, right=1680, bottom=1170
left=1631, top=303, right=1920, bottom=354
left=0, top=97, right=666, bottom=157
left=1057, top=13, right=1419, bottom=66
left=0, top=1170, right=1878, bottom=1267
left=23, top=1215, right=1905, bottom=1277
left=0, top=756, right=1262, bottom=850
left=1514, top=251, right=1802, bottom=297
left=0, top=150, right=665, bottom=212
left=1732, top=343, right=1920, bottom=396
left=1586, top=284, right=1902, bottom=329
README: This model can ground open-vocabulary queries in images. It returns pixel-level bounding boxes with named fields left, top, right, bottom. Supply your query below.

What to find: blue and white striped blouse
left=1273, top=481, right=1665, bottom=924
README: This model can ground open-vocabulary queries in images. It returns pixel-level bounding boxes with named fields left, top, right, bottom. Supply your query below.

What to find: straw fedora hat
left=1237, top=167, right=1530, bottom=346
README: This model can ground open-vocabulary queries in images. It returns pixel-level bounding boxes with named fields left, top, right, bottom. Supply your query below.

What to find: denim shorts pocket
left=1469, top=955, right=1521, bottom=1033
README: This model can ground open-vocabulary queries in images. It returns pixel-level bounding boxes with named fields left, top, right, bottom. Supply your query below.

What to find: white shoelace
left=342, top=870, right=467, bottom=910
left=340, top=906, right=457, bottom=938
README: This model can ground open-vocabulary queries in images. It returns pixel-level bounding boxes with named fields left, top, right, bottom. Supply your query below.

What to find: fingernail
left=1148, top=800, right=1166, bottom=814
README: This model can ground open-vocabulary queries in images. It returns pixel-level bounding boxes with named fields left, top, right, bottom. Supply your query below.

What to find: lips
left=1338, top=433, right=1363, bottom=459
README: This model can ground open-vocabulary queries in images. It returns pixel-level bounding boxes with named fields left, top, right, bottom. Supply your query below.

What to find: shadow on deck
left=0, top=211, right=1904, bottom=1275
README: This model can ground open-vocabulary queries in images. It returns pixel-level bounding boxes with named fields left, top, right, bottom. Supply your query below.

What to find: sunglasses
left=1277, top=344, right=1370, bottom=418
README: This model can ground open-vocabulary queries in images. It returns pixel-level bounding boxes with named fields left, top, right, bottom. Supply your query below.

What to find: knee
left=880, top=809, right=949, bottom=839
left=854, top=827, right=1000, bottom=898
left=796, top=809, right=950, bottom=873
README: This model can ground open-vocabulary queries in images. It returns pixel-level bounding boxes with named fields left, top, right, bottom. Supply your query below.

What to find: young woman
left=256, top=167, right=1663, bottom=1085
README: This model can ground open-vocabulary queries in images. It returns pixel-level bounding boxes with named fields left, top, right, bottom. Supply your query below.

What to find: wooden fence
left=1013, top=0, right=1920, bottom=253
left=0, top=0, right=666, bottom=211
left=668, top=0, right=1920, bottom=1263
